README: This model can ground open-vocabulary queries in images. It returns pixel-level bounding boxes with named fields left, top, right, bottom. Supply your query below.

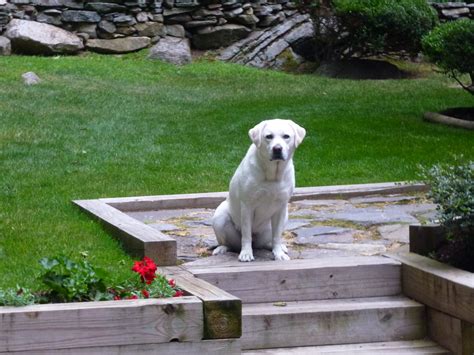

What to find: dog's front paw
left=273, top=248, right=290, bottom=261
left=213, top=245, right=229, bottom=255
left=239, top=249, right=255, bottom=262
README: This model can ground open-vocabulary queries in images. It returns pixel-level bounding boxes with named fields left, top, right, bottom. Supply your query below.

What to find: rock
left=192, top=24, right=251, bottom=50
left=148, top=36, right=191, bottom=65
left=5, top=19, right=84, bottom=54
left=74, top=23, right=97, bottom=39
left=192, top=8, right=224, bottom=18
left=36, top=12, right=62, bottom=26
left=85, top=2, right=128, bottom=14
left=294, top=226, right=356, bottom=245
left=136, top=11, right=149, bottom=22
left=135, top=22, right=165, bottom=37
left=62, top=10, right=101, bottom=23
left=107, top=13, right=136, bottom=25
left=115, top=25, right=136, bottom=35
left=22, top=71, right=41, bottom=85
left=165, top=24, right=185, bottom=37
left=184, top=18, right=218, bottom=29
left=377, top=224, right=410, bottom=243
left=317, top=243, right=387, bottom=256
left=86, top=36, right=150, bottom=53
left=0, top=36, right=11, bottom=55
left=286, top=219, right=311, bottom=230
left=219, top=14, right=313, bottom=68
left=235, top=14, right=259, bottom=26
left=98, top=19, right=116, bottom=34
left=441, top=7, right=469, bottom=17
left=258, top=14, right=279, bottom=27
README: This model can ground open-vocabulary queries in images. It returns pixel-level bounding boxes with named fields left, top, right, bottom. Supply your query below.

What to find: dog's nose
left=273, top=145, right=283, bottom=153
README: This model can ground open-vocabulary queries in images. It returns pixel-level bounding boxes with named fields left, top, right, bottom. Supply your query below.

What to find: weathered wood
left=427, top=308, right=474, bottom=355
left=73, top=199, right=177, bottom=265
left=98, top=182, right=427, bottom=212
left=409, top=225, right=446, bottom=256
left=162, top=266, right=242, bottom=340
left=186, top=256, right=401, bottom=303
left=241, top=296, right=426, bottom=349
left=242, top=340, right=449, bottom=354
left=0, top=297, right=203, bottom=353
left=389, top=252, right=474, bottom=324
left=2, top=339, right=241, bottom=355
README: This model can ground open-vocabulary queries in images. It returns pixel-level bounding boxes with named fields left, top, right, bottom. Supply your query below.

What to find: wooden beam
left=73, top=199, right=177, bottom=265
left=0, top=297, right=203, bottom=353
left=185, top=256, right=401, bottom=303
left=389, top=252, right=474, bottom=324
left=427, top=308, right=474, bottom=355
left=98, top=182, right=427, bottom=212
left=241, top=296, right=426, bottom=349
left=162, top=266, right=242, bottom=340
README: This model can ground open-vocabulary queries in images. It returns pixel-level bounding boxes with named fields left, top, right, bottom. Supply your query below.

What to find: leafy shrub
left=0, top=287, right=37, bottom=306
left=300, top=0, right=438, bottom=61
left=420, top=159, right=474, bottom=271
left=422, top=18, right=474, bottom=96
left=0, top=256, right=183, bottom=306
left=39, top=255, right=110, bottom=302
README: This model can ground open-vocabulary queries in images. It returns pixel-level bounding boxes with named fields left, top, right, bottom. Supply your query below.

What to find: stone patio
left=126, top=192, right=437, bottom=265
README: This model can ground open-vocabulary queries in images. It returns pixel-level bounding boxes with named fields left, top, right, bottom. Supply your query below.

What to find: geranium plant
left=0, top=255, right=183, bottom=306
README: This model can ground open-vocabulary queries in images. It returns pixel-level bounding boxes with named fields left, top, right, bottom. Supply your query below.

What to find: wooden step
left=242, top=296, right=426, bottom=350
left=242, top=340, right=449, bottom=354
left=185, top=256, right=401, bottom=303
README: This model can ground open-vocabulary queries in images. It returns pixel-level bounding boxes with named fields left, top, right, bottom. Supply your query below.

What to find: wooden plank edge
left=162, top=266, right=242, bottom=340
left=73, top=199, right=177, bottom=266
left=0, top=296, right=203, bottom=353
left=0, top=339, right=242, bottom=355
left=95, top=182, right=427, bottom=212
left=386, top=252, right=474, bottom=325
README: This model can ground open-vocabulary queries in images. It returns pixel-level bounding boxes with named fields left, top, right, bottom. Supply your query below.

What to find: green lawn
left=1, top=52, right=473, bottom=289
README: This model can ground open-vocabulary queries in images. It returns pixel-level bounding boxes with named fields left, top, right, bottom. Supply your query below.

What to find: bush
left=300, top=0, right=438, bottom=61
left=420, top=159, right=474, bottom=271
left=422, top=18, right=474, bottom=96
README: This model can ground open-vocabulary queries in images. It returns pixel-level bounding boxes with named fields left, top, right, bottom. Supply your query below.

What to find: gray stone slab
left=295, top=232, right=355, bottom=245
left=317, top=243, right=387, bottom=256
left=289, top=208, right=320, bottom=218
left=148, top=223, right=180, bottom=232
left=377, top=224, right=410, bottom=243
left=286, top=219, right=312, bottom=230
left=349, top=194, right=419, bottom=205
left=290, top=247, right=358, bottom=259
left=126, top=208, right=205, bottom=222
left=311, top=207, right=419, bottom=226
left=291, top=199, right=348, bottom=209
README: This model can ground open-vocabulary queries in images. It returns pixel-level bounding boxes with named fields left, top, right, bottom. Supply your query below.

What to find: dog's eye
left=283, top=134, right=290, bottom=139
left=265, top=134, right=274, bottom=140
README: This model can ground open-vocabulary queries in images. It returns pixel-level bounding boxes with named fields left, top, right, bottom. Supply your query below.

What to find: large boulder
left=0, top=36, right=11, bottom=56
left=192, top=24, right=251, bottom=50
left=86, top=36, right=151, bottom=54
left=148, top=36, right=192, bottom=65
left=5, top=19, right=84, bottom=55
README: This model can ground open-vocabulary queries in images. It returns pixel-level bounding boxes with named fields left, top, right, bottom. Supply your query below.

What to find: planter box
left=74, top=182, right=427, bottom=266
left=0, top=268, right=241, bottom=354
left=389, top=252, right=474, bottom=355
left=409, top=224, right=446, bottom=256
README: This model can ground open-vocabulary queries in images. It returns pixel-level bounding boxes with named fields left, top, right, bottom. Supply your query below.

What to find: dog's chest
left=251, top=181, right=292, bottom=206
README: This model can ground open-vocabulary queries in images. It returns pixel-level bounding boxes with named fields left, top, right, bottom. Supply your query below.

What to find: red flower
left=132, top=257, right=157, bottom=284
left=141, top=289, right=150, bottom=298
left=127, top=295, right=139, bottom=300
left=168, top=279, right=176, bottom=288
left=114, top=295, right=121, bottom=301
left=173, top=290, right=184, bottom=297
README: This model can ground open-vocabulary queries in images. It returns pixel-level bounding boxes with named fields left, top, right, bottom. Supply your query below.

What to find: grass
left=0, top=51, right=473, bottom=290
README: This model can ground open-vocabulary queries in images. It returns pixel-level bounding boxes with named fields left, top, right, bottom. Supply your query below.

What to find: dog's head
left=249, top=119, right=306, bottom=161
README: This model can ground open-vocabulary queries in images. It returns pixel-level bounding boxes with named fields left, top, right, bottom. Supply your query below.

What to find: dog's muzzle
left=271, top=145, right=284, bottom=161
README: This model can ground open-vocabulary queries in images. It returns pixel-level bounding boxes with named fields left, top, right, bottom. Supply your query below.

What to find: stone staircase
left=184, top=256, right=449, bottom=354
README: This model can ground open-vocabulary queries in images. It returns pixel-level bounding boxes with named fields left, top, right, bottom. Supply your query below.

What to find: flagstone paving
left=126, top=192, right=437, bottom=264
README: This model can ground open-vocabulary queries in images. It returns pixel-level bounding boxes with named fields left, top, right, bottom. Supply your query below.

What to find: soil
left=434, top=227, right=474, bottom=273
left=440, top=107, right=474, bottom=122
left=315, top=58, right=412, bottom=80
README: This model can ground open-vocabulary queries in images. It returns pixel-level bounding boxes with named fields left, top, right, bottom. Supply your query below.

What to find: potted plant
left=422, top=18, right=474, bottom=129
left=410, top=158, right=474, bottom=272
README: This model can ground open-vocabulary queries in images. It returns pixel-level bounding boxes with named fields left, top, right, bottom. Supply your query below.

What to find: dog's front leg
left=271, top=207, right=290, bottom=261
left=239, top=203, right=255, bottom=262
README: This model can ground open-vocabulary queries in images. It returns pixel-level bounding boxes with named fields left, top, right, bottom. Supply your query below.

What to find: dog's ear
left=249, top=121, right=267, bottom=147
left=291, top=121, right=306, bottom=147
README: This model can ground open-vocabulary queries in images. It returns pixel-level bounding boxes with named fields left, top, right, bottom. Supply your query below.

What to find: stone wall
left=0, top=0, right=301, bottom=53
left=429, top=1, right=474, bottom=21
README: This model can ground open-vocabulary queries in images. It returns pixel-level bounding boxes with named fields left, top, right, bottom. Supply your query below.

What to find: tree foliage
left=422, top=18, right=474, bottom=96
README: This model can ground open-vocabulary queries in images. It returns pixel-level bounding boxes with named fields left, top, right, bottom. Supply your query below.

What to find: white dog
left=212, top=119, right=306, bottom=262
